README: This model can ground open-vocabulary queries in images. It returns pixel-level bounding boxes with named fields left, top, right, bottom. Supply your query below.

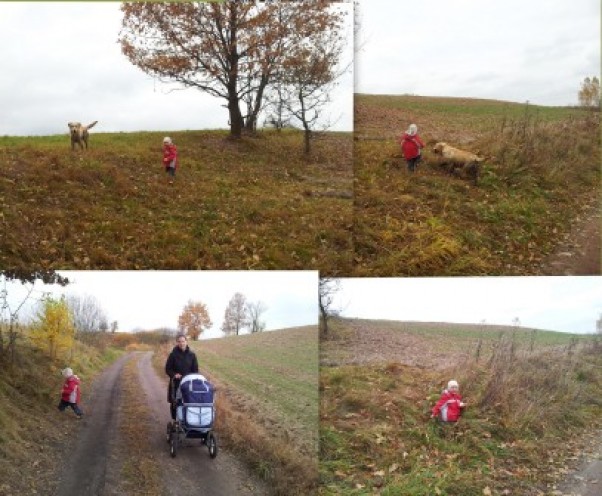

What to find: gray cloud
left=0, top=2, right=352, bottom=136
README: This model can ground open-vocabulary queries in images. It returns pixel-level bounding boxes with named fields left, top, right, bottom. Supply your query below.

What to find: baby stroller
left=166, top=373, right=218, bottom=459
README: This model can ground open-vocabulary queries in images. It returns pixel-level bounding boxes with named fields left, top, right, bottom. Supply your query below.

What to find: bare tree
left=110, top=320, right=118, bottom=333
left=67, top=294, right=108, bottom=336
left=267, top=4, right=348, bottom=154
left=221, top=292, right=250, bottom=336
left=246, top=300, right=267, bottom=333
left=319, top=278, right=340, bottom=336
left=1, top=279, right=33, bottom=362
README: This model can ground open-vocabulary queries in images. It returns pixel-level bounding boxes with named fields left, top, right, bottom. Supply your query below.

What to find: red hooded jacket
left=163, top=143, right=179, bottom=169
left=432, top=389, right=464, bottom=422
left=399, top=132, right=425, bottom=160
left=61, top=375, right=81, bottom=404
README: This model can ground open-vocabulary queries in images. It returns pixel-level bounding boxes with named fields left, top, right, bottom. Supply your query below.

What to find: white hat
left=163, top=137, right=172, bottom=144
left=407, top=124, right=418, bottom=136
left=62, top=367, right=73, bottom=378
left=447, top=380, right=459, bottom=389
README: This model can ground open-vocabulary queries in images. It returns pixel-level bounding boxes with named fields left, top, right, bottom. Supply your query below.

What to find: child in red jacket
left=431, top=380, right=466, bottom=422
left=162, top=136, right=179, bottom=184
left=399, top=123, right=425, bottom=172
left=58, top=368, right=83, bottom=418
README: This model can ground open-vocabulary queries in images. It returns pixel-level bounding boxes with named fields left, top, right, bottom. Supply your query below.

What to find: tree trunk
left=303, top=123, right=311, bottom=154
left=227, top=2, right=242, bottom=140
left=228, top=98, right=243, bottom=139
left=245, top=74, right=270, bottom=134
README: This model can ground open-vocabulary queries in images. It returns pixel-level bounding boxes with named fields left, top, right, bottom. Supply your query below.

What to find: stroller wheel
left=169, top=431, right=178, bottom=458
left=166, top=422, right=172, bottom=443
left=207, top=432, right=218, bottom=459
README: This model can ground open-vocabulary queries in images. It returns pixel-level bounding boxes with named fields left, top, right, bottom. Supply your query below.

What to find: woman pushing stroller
left=164, top=333, right=218, bottom=458
left=165, top=333, right=199, bottom=421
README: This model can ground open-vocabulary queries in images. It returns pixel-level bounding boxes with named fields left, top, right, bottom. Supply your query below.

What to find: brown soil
left=539, top=196, right=601, bottom=275
left=320, top=320, right=469, bottom=369
left=555, top=429, right=602, bottom=496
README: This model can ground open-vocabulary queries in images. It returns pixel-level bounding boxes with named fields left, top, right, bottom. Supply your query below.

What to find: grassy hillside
left=320, top=318, right=590, bottom=368
left=0, top=130, right=352, bottom=274
left=154, top=325, right=319, bottom=495
left=320, top=319, right=602, bottom=495
left=354, top=94, right=600, bottom=276
left=0, top=337, right=122, bottom=494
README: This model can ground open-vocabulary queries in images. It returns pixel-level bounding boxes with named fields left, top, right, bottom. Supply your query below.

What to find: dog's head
left=433, top=142, right=446, bottom=154
left=68, top=122, right=82, bottom=136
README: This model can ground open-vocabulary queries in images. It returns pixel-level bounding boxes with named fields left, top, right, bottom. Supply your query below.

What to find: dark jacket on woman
left=165, top=345, right=199, bottom=403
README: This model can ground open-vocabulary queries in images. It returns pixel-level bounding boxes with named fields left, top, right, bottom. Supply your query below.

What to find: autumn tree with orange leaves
left=178, top=300, right=212, bottom=340
left=119, top=1, right=346, bottom=139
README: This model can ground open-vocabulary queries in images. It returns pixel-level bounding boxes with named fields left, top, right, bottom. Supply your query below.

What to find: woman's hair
left=176, top=333, right=187, bottom=341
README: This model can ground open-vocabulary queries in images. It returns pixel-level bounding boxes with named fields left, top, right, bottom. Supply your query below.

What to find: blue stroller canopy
left=177, top=374, right=214, bottom=404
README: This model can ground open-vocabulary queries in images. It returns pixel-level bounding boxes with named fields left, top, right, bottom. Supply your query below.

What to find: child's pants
left=407, top=156, right=421, bottom=172
left=58, top=400, right=83, bottom=416
left=166, top=159, right=176, bottom=177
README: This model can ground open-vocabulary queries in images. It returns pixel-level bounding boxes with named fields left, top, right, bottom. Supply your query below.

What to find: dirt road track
left=56, top=353, right=131, bottom=496
left=55, top=352, right=266, bottom=496
left=556, top=430, right=602, bottom=496
left=136, top=351, right=266, bottom=496
left=541, top=199, right=601, bottom=275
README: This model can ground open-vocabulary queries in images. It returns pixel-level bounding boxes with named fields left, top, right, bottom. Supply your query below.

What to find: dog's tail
left=86, top=121, right=98, bottom=129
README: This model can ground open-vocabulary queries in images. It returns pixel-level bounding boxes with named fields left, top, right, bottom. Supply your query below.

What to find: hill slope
left=0, top=340, right=122, bottom=494
left=154, top=325, right=319, bottom=495
left=354, top=94, right=600, bottom=276
left=0, top=130, right=352, bottom=274
left=320, top=318, right=602, bottom=495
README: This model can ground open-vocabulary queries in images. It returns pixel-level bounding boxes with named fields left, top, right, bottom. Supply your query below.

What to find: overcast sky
left=0, top=2, right=353, bottom=136
left=1, top=271, right=318, bottom=338
left=333, top=277, right=602, bottom=334
left=356, top=0, right=600, bottom=106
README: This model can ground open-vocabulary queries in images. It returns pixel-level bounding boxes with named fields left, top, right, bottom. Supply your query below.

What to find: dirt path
left=135, top=351, right=267, bottom=496
left=540, top=197, right=600, bottom=275
left=555, top=429, right=602, bottom=496
left=56, top=353, right=132, bottom=496
left=55, top=352, right=266, bottom=496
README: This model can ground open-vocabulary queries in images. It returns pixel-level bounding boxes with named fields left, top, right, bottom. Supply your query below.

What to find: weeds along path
left=56, top=353, right=133, bottom=496
left=135, top=351, right=267, bottom=496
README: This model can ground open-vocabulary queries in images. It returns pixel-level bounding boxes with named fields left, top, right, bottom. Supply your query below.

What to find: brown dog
left=432, top=142, right=485, bottom=185
left=68, top=121, right=98, bottom=150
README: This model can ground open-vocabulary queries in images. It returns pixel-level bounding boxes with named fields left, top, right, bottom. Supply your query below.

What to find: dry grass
left=0, top=339, right=122, bottom=494
left=354, top=95, right=600, bottom=276
left=214, top=386, right=318, bottom=496
left=117, top=355, right=164, bottom=496
left=0, top=130, right=352, bottom=275
left=153, top=326, right=319, bottom=495
left=320, top=319, right=602, bottom=495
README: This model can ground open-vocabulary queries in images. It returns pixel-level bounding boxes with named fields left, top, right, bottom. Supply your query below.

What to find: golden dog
left=432, top=142, right=485, bottom=185
left=68, top=121, right=98, bottom=150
